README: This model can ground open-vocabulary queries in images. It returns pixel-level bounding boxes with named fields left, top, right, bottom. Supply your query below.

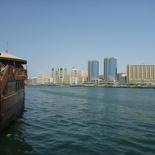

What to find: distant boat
left=47, top=83, right=59, bottom=86
left=0, top=52, right=27, bottom=131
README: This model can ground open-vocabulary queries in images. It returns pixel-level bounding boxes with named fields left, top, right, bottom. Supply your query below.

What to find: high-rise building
left=104, top=57, right=117, bottom=82
left=51, top=68, right=58, bottom=83
left=88, top=60, right=99, bottom=82
left=51, top=68, right=67, bottom=84
left=57, top=68, right=67, bottom=80
left=127, top=64, right=155, bottom=84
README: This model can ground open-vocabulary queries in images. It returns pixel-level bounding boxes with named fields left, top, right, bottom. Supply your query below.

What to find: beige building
left=63, top=75, right=70, bottom=85
left=51, top=68, right=67, bottom=84
left=71, top=67, right=78, bottom=77
left=70, top=67, right=88, bottom=85
left=127, top=64, right=155, bottom=85
left=37, top=72, right=48, bottom=85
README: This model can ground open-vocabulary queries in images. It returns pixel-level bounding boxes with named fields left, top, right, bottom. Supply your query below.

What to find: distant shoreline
left=26, top=84, right=155, bottom=89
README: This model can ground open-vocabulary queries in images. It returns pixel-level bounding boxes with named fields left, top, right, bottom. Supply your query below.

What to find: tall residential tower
left=104, top=57, right=117, bottom=82
left=88, top=60, right=99, bottom=82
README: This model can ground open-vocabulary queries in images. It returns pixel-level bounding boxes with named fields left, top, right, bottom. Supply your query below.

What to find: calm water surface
left=0, top=86, right=155, bottom=155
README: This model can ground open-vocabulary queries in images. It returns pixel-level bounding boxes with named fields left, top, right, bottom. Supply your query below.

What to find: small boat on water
left=0, top=52, right=27, bottom=131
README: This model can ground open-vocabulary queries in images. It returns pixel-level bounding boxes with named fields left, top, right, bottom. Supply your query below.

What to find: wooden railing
left=0, top=66, right=27, bottom=97
left=13, top=68, right=27, bottom=80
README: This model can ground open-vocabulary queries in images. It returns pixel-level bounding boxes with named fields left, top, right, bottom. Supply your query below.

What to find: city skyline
left=29, top=57, right=155, bottom=79
left=1, top=1, right=155, bottom=78
left=29, top=63, right=155, bottom=86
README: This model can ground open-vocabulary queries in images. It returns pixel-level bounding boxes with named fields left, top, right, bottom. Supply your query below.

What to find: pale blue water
left=0, top=86, right=155, bottom=155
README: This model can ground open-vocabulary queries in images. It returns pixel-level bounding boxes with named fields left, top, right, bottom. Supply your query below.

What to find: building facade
left=118, top=73, right=127, bottom=85
left=63, top=75, right=70, bottom=85
left=88, top=60, right=99, bottom=82
left=104, top=57, right=117, bottom=82
left=127, top=64, right=155, bottom=85
left=32, top=77, right=37, bottom=85
left=51, top=68, right=58, bottom=83
left=70, top=67, right=88, bottom=85
left=37, top=72, right=48, bottom=85
left=71, top=67, right=78, bottom=77
left=57, top=68, right=67, bottom=80
left=51, top=68, right=67, bottom=84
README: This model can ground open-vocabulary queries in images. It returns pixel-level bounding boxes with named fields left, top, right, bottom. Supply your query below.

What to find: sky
left=0, top=0, right=155, bottom=78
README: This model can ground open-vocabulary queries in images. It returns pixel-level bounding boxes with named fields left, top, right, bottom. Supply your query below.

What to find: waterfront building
left=88, top=60, right=99, bottom=82
left=27, top=77, right=37, bottom=85
left=37, top=72, right=48, bottom=85
left=32, top=77, right=37, bottom=85
left=127, top=64, right=155, bottom=85
left=71, top=67, right=78, bottom=77
left=70, top=77, right=78, bottom=85
left=26, top=78, right=32, bottom=85
left=63, top=75, right=70, bottom=85
left=58, top=68, right=67, bottom=80
left=118, top=73, right=127, bottom=85
left=70, top=67, right=88, bottom=85
left=70, top=67, right=78, bottom=85
left=51, top=68, right=58, bottom=83
left=51, top=68, right=67, bottom=84
left=78, top=70, right=88, bottom=83
left=104, top=57, right=117, bottom=82
left=80, top=70, right=88, bottom=78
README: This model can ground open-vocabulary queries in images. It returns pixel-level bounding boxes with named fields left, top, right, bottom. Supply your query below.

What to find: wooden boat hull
left=0, top=90, right=25, bottom=131
left=0, top=52, right=27, bottom=131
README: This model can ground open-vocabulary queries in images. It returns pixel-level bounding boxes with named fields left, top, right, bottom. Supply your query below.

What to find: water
left=0, top=86, right=155, bottom=155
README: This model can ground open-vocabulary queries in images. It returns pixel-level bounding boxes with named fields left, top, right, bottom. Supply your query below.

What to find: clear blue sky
left=0, top=0, right=155, bottom=78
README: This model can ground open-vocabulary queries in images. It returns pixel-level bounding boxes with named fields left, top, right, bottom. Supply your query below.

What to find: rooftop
left=0, top=52, right=27, bottom=64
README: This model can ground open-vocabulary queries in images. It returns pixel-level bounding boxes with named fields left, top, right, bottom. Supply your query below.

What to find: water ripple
left=0, top=86, right=155, bottom=155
